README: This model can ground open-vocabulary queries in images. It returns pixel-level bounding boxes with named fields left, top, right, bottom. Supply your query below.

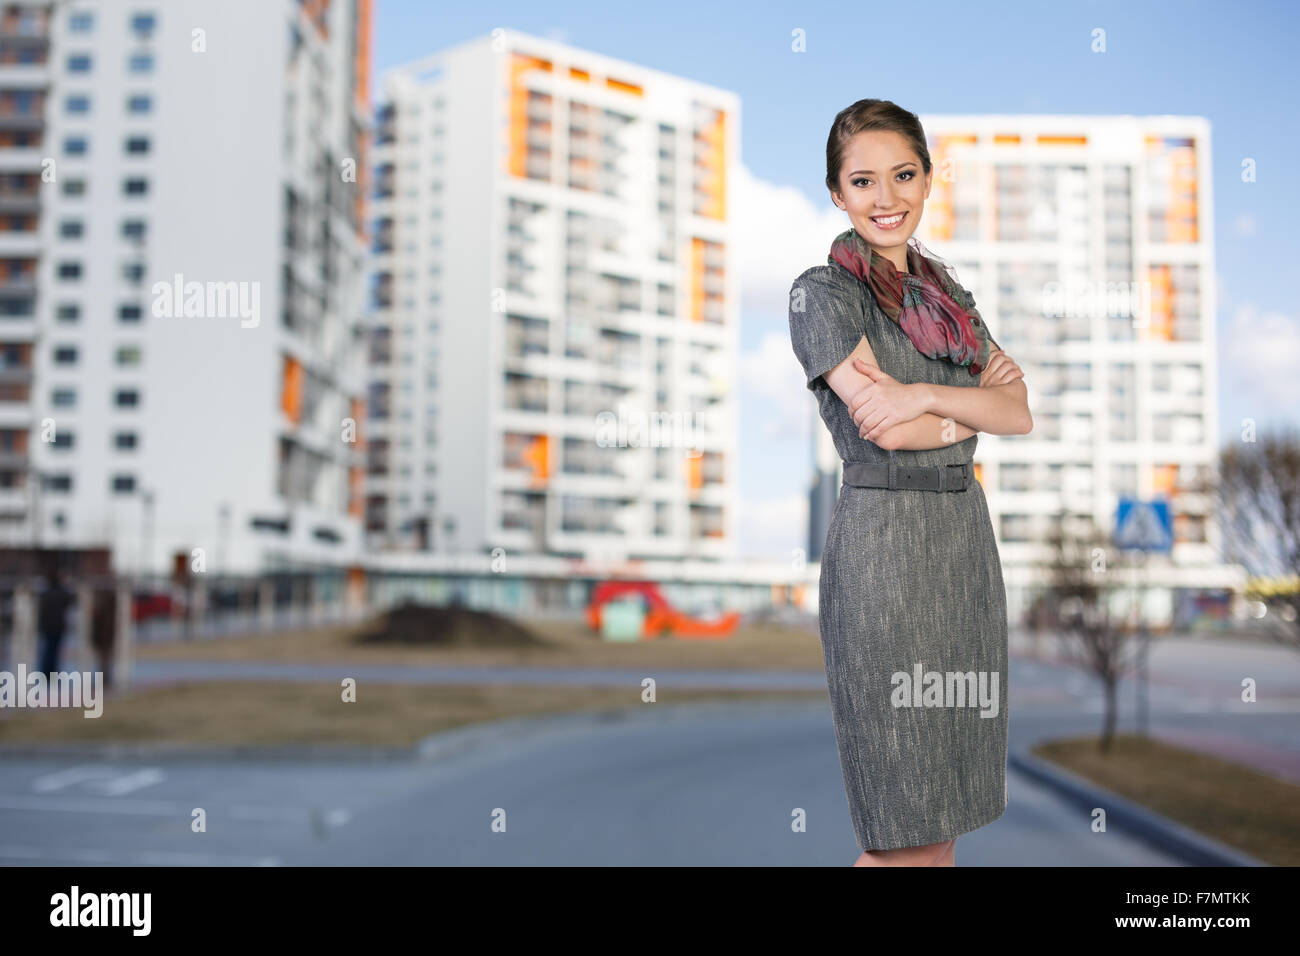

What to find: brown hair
left=825, top=99, right=931, bottom=195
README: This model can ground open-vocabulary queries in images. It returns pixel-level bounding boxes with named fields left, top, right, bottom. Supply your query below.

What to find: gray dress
left=788, top=260, right=1008, bottom=851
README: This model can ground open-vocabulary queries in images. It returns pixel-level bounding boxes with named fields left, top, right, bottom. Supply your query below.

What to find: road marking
left=91, top=768, right=166, bottom=796
left=31, top=765, right=166, bottom=796
left=31, top=766, right=113, bottom=793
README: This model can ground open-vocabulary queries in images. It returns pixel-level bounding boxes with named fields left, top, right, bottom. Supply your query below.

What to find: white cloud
left=732, top=162, right=846, bottom=446
left=1219, top=302, right=1300, bottom=415
left=736, top=493, right=809, bottom=561
left=732, top=162, right=846, bottom=315
left=739, top=331, right=814, bottom=442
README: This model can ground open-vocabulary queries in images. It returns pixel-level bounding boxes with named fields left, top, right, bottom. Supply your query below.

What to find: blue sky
left=373, top=0, right=1300, bottom=560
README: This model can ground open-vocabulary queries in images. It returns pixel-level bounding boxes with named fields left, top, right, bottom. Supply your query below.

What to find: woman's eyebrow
left=847, top=162, right=916, bottom=175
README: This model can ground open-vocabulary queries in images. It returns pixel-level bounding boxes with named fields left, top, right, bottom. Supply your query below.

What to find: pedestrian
left=37, top=568, right=76, bottom=681
left=90, top=583, right=118, bottom=692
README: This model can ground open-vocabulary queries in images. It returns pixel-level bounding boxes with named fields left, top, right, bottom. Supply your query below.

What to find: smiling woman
left=790, top=97, right=1030, bottom=868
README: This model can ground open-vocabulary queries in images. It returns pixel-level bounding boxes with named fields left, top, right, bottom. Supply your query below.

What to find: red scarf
left=828, top=229, right=998, bottom=375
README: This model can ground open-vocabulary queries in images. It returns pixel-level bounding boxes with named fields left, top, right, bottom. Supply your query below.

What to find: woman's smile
left=869, top=211, right=908, bottom=231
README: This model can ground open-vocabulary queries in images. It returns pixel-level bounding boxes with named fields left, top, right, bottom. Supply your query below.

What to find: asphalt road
left=0, top=698, right=1194, bottom=866
left=1, top=631, right=1294, bottom=865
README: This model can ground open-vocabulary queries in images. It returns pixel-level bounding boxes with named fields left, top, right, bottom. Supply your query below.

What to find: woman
left=788, top=99, right=1032, bottom=866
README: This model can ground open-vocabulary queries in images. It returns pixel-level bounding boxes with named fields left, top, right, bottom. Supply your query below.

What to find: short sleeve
left=788, top=265, right=866, bottom=392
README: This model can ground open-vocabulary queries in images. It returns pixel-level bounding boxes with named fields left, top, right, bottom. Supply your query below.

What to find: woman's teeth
left=870, top=212, right=906, bottom=230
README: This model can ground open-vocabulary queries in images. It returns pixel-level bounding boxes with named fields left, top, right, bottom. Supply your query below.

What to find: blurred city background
left=0, top=0, right=1295, bottom=866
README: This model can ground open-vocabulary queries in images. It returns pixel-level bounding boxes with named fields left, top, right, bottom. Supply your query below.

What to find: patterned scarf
left=828, top=228, right=999, bottom=375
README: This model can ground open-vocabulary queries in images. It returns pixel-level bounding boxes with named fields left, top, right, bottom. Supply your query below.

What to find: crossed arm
left=822, top=334, right=1033, bottom=451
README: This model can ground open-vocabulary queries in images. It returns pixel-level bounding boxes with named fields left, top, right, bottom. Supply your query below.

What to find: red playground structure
left=585, top=580, right=741, bottom=640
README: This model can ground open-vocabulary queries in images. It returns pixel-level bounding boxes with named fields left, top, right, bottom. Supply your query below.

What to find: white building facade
left=367, top=29, right=740, bottom=566
left=0, top=0, right=372, bottom=577
left=910, top=114, right=1240, bottom=621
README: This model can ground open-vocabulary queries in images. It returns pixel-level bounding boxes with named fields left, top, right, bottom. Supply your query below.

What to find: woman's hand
left=848, top=358, right=931, bottom=442
left=980, top=348, right=1024, bottom=387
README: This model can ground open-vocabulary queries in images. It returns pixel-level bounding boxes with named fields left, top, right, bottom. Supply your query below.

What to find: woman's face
left=830, top=129, right=932, bottom=272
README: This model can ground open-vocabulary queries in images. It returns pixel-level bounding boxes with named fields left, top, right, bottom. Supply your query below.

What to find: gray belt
left=842, top=459, right=972, bottom=492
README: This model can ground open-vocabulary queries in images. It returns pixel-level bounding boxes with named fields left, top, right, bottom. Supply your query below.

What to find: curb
left=1009, top=749, right=1268, bottom=867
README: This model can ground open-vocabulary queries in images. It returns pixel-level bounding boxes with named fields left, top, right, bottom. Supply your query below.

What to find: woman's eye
left=898, top=170, right=914, bottom=181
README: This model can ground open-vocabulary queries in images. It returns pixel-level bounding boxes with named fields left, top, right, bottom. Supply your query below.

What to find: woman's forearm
left=922, top=380, right=1032, bottom=436
left=876, top=413, right=976, bottom=451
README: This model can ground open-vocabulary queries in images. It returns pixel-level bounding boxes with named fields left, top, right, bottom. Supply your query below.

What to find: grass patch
left=135, top=613, right=825, bottom=671
left=0, top=680, right=827, bottom=749
left=1033, top=734, right=1300, bottom=867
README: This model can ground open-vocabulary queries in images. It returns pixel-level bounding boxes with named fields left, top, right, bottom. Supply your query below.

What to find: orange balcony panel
left=282, top=355, right=303, bottom=424
left=606, top=77, right=643, bottom=96
left=569, top=67, right=590, bottom=82
left=524, top=434, right=550, bottom=484
left=1151, top=464, right=1179, bottom=496
left=353, top=0, right=371, bottom=108
left=1037, top=135, right=1087, bottom=146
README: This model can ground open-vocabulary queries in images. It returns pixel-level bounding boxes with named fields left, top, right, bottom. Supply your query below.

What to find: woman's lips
left=870, top=211, right=907, bottom=231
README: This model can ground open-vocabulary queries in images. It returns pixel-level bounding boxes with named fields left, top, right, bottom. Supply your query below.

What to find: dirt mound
left=353, top=600, right=546, bottom=648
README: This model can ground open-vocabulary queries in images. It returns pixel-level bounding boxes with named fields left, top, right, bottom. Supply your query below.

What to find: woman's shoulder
left=791, top=259, right=855, bottom=286
left=789, top=260, right=861, bottom=308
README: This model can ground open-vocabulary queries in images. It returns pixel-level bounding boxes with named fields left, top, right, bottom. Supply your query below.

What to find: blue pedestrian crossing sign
left=1115, top=497, right=1173, bottom=552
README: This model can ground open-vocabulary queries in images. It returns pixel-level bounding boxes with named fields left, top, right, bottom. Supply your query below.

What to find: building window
left=51, top=431, right=74, bottom=449
left=45, top=473, right=73, bottom=492
left=114, top=388, right=140, bottom=408
left=53, top=346, right=78, bottom=365
left=56, top=304, right=80, bottom=323
left=114, top=432, right=138, bottom=450
left=127, top=52, right=153, bottom=74
left=124, top=135, right=150, bottom=154
left=111, top=474, right=137, bottom=493
left=129, top=13, right=156, bottom=38
left=59, top=220, right=84, bottom=239
left=115, top=345, right=142, bottom=366
left=63, top=135, right=89, bottom=155
left=57, top=261, right=82, bottom=280
left=62, top=178, right=87, bottom=197
left=66, top=53, right=92, bottom=73
left=69, top=11, right=95, bottom=33
left=122, top=177, right=148, bottom=197
left=121, top=262, right=145, bottom=283
left=51, top=388, right=76, bottom=408
left=118, top=304, right=142, bottom=323
left=126, top=94, right=152, bottom=114
left=65, top=94, right=91, bottom=114
left=121, top=219, right=146, bottom=240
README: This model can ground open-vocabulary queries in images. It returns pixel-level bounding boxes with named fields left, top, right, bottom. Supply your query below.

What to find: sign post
left=1114, top=496, right=1173, bottom=738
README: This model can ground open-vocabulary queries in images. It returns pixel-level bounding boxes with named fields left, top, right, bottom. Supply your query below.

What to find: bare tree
left=1040, top=508, right=1143, bottom=752
left=1211, top=425, right=1300, bottom=650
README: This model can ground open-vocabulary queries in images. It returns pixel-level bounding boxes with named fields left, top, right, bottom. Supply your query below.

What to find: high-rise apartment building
left=906, top=114, right=1226, bottom=617
left=368, top=29, right=739, bottom=564
left=0, top=0, right=372, bottom=576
